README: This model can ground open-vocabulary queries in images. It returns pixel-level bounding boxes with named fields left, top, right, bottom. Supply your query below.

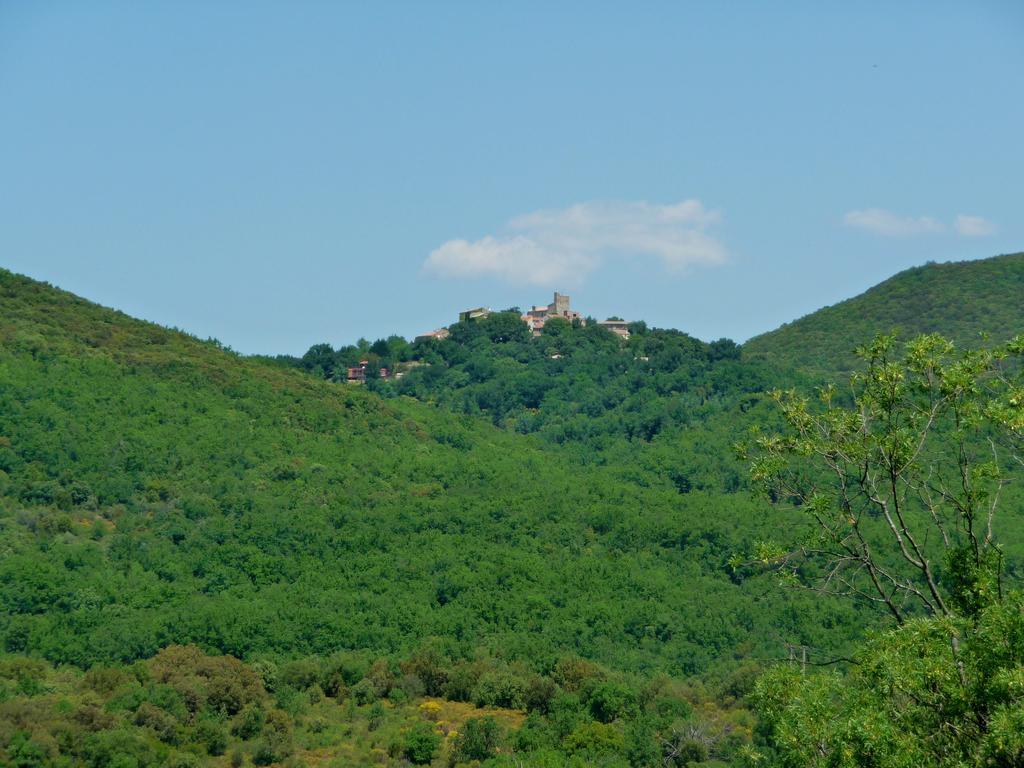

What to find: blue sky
left=1, top=2, right=1021, bottom=354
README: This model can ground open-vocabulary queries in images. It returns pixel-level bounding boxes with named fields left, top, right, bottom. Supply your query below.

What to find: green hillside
left=744, top=251, right=1024, bottom=374
left=9, top=262, right=1024, bottom=767
left=3, top=268, right=826, bottom=672
left=284, top=313, right=785, bottom=497
left=0, top=268, right=866, bottom=766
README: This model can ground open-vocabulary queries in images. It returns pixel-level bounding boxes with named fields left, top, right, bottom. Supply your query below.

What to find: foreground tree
left=742, top=334, right=1024, bottom=767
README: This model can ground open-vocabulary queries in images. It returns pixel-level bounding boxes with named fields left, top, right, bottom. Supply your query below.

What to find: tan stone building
left=522, top=292, right=584, bottom=336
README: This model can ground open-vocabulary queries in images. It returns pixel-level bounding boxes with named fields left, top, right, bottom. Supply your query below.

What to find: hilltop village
left=345, top=292, right=631, bottom=383
left=417, top=291, right=631, bottom=342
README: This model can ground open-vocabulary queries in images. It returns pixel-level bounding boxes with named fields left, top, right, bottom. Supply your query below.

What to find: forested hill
left=5, top=265, right=1024, bottom=766
left=0, top=266, right=873, bottom=765
left=286, top=309, right=799, bottom=498
left=744, top=251, right=1024, bottom=375
left=0, top=273, right=860, bottom=647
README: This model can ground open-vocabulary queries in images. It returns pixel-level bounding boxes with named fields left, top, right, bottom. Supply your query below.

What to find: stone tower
left=553, top=292, right=570, bottom=316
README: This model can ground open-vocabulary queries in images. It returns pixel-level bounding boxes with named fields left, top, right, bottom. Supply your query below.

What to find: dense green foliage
left=744, top=252, right=1024, bottom=375
left=0, top=268, right=873, bottom=765
left=0, top=644, right=759, bottom=767
left=6, top=256, right=1022, bottom=767
left=289, top=311, right=789, bottom=497
left=743, top=333, right=1024, bottom=611
left=0, top=269, right=865, bottom=675
left=755, top=598, right=1024, bottom=768
left=747, top=333, right=1024, bottom=766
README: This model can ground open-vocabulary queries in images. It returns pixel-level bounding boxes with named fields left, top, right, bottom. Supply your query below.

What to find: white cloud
left=424, top=199, right=727, bottom=286
left=843, top=208, right=945, bottom=236
left=843, top=208, right=998, bottom=238
left=954, top=214, right=996, bottom=237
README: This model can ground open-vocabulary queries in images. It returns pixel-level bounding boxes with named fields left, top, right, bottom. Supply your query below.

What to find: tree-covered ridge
left=286, top=310, right=793, bottom=499
left=743, top=252, right=1024, bottom=375
left=293, top=314, right=758, bottom=438
left=0, top=268, right=864, bottom=679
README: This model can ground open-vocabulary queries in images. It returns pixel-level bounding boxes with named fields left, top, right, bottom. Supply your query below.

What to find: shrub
left=363, top=658, right=393, bottom=699
left=367, top=702, right=385, bottom=732
left=443, top=661, right=485, bottom=702
left=351, top=678, right=377, bottom=705
left=279, top=658, right=320, bottom=690
left=82, top=666, right=132, bottom=696
left=403, top=721, right=441, bottom=765
left=624, top=716, right=660, bottom=768
left=321, top=652, right=371, bottom=693
left=524, top=675, right=557, bottom=714
left=588, top=682, right=637, bottom=723
left=165, top=754, right=201, bottom=768
left=73, top=703, right=117, bottom=732
left=5, top=731, right=48, bottom=768
left=388, top=686, right=408, bottom=705
left=231, top=704, right=264, bottom=739
left=564, top=721, right=625, bottom=757
left=472, top=671, right=526, bottom=709
left=674, top=739, right=708, bottom=765
left=83, top=728, right=164, bottom=768
left=252, top=710, right=293, bottom=766
left=274, top=684, right=308, bottom=717
left=395, top=672, right=425, bottom=700
left=323, top=676, right=348, bottom=701
left=552, top=656, right=605, bottom=695
left=512, top=712, right=553, bottom=752
left=148, top=646, right=265, bottom=716
left=249, top=660, right=279, bottom=693
left=400, top=641, right=451, bottom=696
left=195, top=719, right=228, bottom=756
left=453, top=716, right=502, bottom=762
left=133, top=702, right=180, bottom=744
left=719, top=662, right=762, bottom=701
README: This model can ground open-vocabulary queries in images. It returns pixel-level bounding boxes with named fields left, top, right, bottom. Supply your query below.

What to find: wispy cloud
left=424, top=199, right=727, bottom=286
left=843, top=208, right=998, bottom=238
left=843, top=208, right=945, bottom=236
left=954, top=214, right=996, bottom=237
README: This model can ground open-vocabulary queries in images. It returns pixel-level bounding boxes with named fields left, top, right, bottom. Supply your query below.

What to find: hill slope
left=0, top=268, right=862, bottom=676
left=744, top=252, right=1024, bottom=374
left=5, top=266, right=1024, bottom=767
